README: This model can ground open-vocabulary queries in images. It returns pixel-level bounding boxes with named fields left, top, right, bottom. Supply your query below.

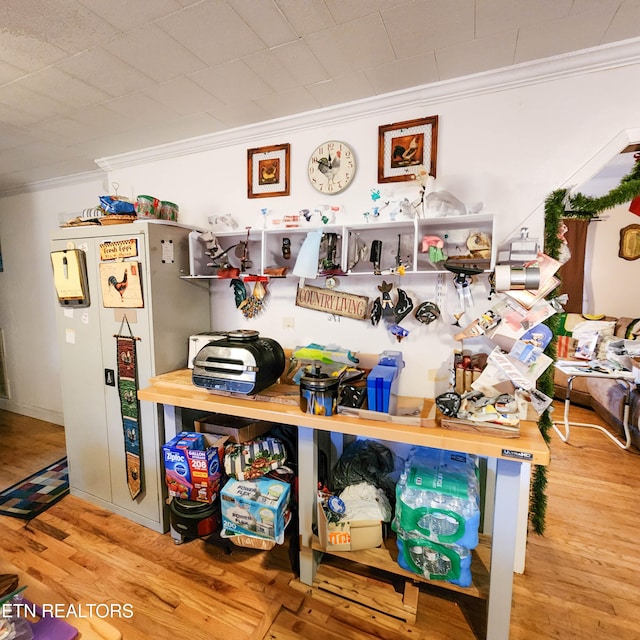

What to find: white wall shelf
left=182, top=214, right=496, bottom=281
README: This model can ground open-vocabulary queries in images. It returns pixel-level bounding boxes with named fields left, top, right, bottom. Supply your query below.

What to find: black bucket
left=170, top=498, right=219, bottom=539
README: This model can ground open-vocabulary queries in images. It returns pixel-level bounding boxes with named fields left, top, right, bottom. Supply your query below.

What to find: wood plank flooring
left=0, top=410, right=66, bottom=487
left=1, top=406, right=639, bottom=639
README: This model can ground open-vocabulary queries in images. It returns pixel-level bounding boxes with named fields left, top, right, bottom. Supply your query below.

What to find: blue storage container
left=366, top=364, right=397, bottom=412
left=366, top=350, right=404, bottom=412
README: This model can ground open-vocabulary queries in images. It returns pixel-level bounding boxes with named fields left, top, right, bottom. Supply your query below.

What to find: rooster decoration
left=392, top=135, right=420, bottom=165
left=316, top=150, right=341, bottom=188
left=108, top=270, right=128, bottom=299
left=230, top=277, right=268, bottom=319
left=370, top=281, right=414, bottom=342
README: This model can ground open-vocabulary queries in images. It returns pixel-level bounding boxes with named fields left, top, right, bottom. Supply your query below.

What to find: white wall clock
left=308, top=141, right=356, bottom=194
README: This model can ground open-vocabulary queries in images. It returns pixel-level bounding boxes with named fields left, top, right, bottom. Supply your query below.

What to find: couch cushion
left=557, top=313, right=617, bottom=335
left=553, top=314, right=638, bottom=408
left=572, top=319, right=616, bottom=359
left=616, top=318, right=640, bottom=339
left=553, top=367, right=593, bottom=406
left=587, top=377, right=640, bottom=450
left=555, top=315, right=616, bottom=361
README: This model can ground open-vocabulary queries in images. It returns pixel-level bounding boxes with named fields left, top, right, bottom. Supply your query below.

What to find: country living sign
left=295, top=284, right=369, bottom=320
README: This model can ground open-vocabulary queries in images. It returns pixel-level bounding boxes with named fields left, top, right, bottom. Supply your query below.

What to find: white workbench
left=139, top=369, right=550, bottom=640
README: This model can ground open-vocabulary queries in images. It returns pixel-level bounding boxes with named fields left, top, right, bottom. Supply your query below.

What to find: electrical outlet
left=283, top=317, right=294, bottom=329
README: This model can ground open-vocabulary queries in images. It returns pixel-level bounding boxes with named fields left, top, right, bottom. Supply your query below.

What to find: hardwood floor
left=1, top=406, right=639, bottom=639
left=0, top=411, right=66, bottom=487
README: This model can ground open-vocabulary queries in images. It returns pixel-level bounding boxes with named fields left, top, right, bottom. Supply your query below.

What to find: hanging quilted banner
left=116, top=317, right=143, bottom=499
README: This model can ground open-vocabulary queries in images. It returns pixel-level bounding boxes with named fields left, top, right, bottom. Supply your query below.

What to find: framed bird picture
left=378, top=116, right=438, bottom=183
left=247, top=143, right=290, bottom=198
left=99, top=261, right=144, bottom=308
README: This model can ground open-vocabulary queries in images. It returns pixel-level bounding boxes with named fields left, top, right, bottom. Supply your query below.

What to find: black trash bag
left=268, top=424, right=298, bottom=473
left=332, top=439, right=396, bottom=506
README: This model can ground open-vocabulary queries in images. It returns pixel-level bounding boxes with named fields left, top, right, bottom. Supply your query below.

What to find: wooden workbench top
left=138, top=369, right=550, bottom=465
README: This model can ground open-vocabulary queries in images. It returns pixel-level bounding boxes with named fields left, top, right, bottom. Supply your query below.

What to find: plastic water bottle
left=398, top=538, right=471, bottom=586
left=394, top=447, right=479, bottom=587
left=394, top=460, right=480, bottom=548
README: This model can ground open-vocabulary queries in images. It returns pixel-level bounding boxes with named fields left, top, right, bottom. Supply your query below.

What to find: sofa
left=553, top=314, right=640, bottom=450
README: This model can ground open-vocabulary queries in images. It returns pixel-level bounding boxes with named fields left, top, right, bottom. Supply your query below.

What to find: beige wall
left=585, top=203, right=640, bottom=317
left=1, top=50, right=640, bottom=421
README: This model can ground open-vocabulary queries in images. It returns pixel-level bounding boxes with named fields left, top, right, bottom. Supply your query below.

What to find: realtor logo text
left=2, top=602, right=133, bottom=619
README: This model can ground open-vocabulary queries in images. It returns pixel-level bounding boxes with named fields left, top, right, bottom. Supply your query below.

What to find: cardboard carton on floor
left=228, top=533, right=276, bottom=550
left=221, top=476, right=290, bottom=542
left=317, top=502, right=382, bottom=552
left=163, top=431, right=228, bottom=502
left=195, top=413, right=273, bottom=442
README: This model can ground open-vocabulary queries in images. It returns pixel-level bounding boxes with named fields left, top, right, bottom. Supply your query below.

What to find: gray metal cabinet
left=51, top=221, right=210, bottom=532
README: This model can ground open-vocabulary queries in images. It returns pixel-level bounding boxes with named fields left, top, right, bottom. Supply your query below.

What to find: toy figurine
left=370, top=281, right=414, bottom=342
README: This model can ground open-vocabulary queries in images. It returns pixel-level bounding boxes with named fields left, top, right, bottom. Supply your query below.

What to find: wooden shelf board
left=140, top=369, right=551, bottom=465
left=310, top=533, right=490, bottom=600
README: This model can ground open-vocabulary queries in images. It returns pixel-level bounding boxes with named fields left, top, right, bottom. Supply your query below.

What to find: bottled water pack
left=396, top=536, right=473, bottom=587
left=393, top=446, right=480, bottom=586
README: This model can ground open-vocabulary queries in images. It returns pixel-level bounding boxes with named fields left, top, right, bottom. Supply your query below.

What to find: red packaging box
left=163, top=432, right=228, bottom=502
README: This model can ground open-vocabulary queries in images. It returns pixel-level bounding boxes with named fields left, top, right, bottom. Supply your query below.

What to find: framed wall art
left=619, top=223, right=640, bottom=260
left=378, top=116, right=438, bottom=183
left=247, top=143, right=290, bottom=198
left=99, top=261, right=144, bottom=308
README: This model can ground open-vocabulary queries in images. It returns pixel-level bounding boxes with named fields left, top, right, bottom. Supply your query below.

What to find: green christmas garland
left=531, top=157, right=640, bottom=534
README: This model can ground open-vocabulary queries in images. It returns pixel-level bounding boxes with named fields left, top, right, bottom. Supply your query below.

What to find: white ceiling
left=1, top=0, right=639, bottom=193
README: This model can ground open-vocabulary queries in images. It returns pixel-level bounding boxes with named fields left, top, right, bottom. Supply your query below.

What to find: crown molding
left=92, top=37, right=637, bottom=172
left=6, top=38, right=640, bottom=193
left=0, top=169, right=105, bottom=198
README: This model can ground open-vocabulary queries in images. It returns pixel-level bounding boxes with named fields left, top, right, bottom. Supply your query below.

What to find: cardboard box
left=221, top=476, right=290, bottom=542
left=195, top=413, right=273, bottom=443
left=227, top=533, right=276, bottom=551
left=317, top=502, right=382, bottom=552
left=163, top=432, right=228, bottom=503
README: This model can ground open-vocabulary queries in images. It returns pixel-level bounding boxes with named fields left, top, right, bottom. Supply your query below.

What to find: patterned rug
left=0, top=457, right=69, bottom=520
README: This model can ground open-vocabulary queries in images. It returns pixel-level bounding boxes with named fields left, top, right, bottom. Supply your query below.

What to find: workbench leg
left=486, top=458, right=521, bottom=640
left=483, top=458, right=529, bottom=574
left=162, top=404, right=182, bottom=441
left=514, top=462, right=531, bottom=574
left=298, top=426, right=321, bottom=585
left=482, top=458, right=496, bottom=535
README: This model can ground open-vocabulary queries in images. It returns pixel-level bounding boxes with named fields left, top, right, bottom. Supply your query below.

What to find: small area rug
left=0, top=457, right=69, bottom=520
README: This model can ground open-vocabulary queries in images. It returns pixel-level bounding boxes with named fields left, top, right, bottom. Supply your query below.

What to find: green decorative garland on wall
left=531, top=157, right=640, bottom=535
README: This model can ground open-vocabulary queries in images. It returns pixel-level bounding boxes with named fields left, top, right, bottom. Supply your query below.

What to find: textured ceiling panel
left=0, top=0, right=636, bottom=192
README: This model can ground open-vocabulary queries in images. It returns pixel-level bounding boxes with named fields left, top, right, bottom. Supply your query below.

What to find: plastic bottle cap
left=328, top=496, right=346, bottom=514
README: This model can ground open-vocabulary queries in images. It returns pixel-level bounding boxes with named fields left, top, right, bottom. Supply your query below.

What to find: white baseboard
left=0, top=399, right=64, bottom=426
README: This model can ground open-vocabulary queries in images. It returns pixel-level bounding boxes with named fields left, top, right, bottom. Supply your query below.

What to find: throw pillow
left=570, top=320, right=616, bottom=360
left=624, top=318, right=640, bottom=340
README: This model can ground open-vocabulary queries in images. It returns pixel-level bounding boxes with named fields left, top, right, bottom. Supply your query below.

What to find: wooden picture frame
left=247, top=143, right=290, bottom=198
left=378, top=116, right=438, bottom=183
left=619, top=223, right=640, bottom=260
